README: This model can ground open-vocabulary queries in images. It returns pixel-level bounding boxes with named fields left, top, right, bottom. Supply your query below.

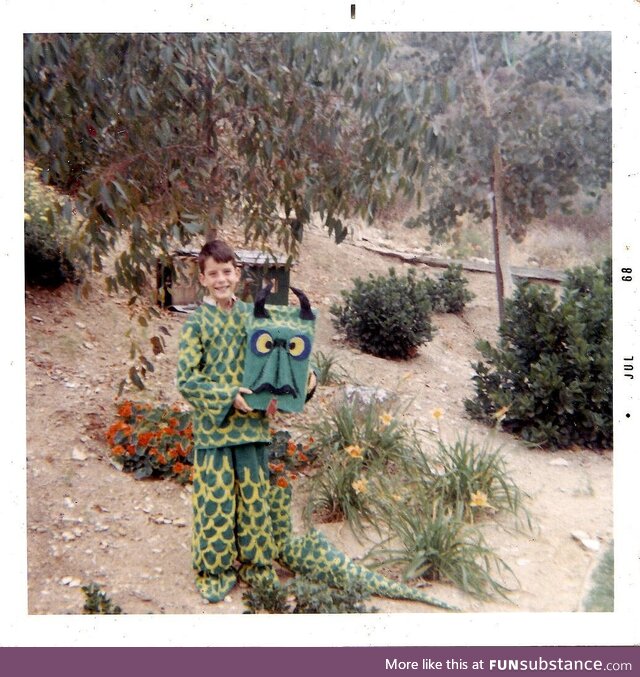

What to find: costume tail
left=269, top=485, right=458, bottom=611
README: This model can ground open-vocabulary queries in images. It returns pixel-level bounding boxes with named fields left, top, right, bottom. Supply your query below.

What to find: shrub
left=430, top=264, right=475, bottom=314
left=266, top=429, right=316, bottom=490
left=82, top=582, right=122, bottom=614
left=331, top=267, right=435, bottom=359
left=106, top=400, right=194, bottom=482
left=24, top=164, right=77, bottom=287
left=465, top=259, right=612, bottom=449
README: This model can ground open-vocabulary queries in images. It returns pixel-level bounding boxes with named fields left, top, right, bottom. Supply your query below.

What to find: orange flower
left=138, top=432, right=154, bottom=446
left=149, top=447, right=158, bottom=457
left=276, top=476, right=289, bottom=488
left=269, top=461, right=285, bottom=474
left=297, top=452, right=309, bottom=463
left=173, top=462, right=185, bottom=474
left=168, top=448, right=179, bottom=459
left=286, top=441, right=297, bottom=457
left=121, top=424, right=133, bottom=437
left=118, top=401, right=133, bottom=418
left=168, top=418, right=178, bottom=428
left=307, top=436, right=315, bottom=443
left=269, top=428, right=278, bottom=436
left=126, top=445, right=136, bottom=456
left=157, top=454, right=167, bottom=465
left=183, top=423, right=193, bottom=438
left=112, top=445, right=125, bottom=456
left=171, top=405, right=181, bottom=413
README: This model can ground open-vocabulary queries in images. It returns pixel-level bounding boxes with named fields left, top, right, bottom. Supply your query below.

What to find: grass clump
left=304, top=397, right=419, bottom=538
left=368, top=498, right=516, bottom=600
left=311, top=350, right=349, bottom=386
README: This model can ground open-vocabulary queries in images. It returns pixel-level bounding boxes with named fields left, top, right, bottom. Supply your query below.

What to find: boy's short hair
left=198, top=240, right=237, bottom=273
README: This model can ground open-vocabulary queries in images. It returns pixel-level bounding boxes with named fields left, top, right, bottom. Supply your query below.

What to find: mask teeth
left=290, top=286, right=315, bottom=321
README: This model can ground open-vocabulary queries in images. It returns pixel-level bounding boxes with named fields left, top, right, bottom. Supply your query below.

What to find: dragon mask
left=242, top=284, right=317, bottom=413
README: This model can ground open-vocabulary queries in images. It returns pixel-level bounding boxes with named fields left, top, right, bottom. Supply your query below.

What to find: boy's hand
left=233, top=387, right=253, bottom=414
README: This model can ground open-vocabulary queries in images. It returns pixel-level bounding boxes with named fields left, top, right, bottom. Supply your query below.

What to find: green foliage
left=311, top=350, right=349, bottom=386
left=583, top=543, right=614, bottom=612
left=24, top=32, right=434, bottom=295
left=429, top=264, right=475, bottom=314
left=106, top=400, right=194, bottom=482
left=368, top=499, right=516, bottom=600
left=304, top=397, right=418, bottom=537
left=105, top=404, right=311, bottom=487
left=82, top=582, right=122, bottom=614
left=242, top=576, right=377, bottom=614
left=465, top=259, right=612, bottom=449
left=396, top=32, right=611, bottom=243
left=24, top=164, right=78, bottom=287
left=405, top=436, right=531, bottom=528
left=331, top=268, right=435, bottom=359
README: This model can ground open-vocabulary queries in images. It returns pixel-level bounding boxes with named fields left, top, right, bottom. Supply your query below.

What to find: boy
left=176, top=239, right=281, bottom=602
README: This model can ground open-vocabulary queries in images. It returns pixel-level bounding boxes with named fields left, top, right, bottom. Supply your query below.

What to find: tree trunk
left=490, top=144, right=514, bottom=326
left=469, top=33, right=514, bottom=326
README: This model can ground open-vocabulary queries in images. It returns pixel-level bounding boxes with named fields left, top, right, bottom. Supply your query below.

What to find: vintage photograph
left=21, top=29, right=616, bottom=623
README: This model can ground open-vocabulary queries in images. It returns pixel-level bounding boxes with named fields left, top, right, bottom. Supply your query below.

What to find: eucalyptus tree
left=399, top=32, right=611, bottom=323
left=24, top=32, right=433, bottom=290
left=24, top=32, right=433, bottom=388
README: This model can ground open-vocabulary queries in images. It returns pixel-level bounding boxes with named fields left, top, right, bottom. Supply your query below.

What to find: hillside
left=25, top=222, right=612, bottom=615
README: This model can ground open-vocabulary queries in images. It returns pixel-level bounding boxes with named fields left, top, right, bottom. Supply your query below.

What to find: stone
left=571, top=530, right=601, bottom=552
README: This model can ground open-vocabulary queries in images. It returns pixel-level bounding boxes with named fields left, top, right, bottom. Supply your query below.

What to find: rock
left=59, top=577, right=81, bottom=587
left=61, top=532, right=76, bottom=542
left=571, top=530, right=601, bottom=552
left=340, top=385, right=393, bottom=407
left=71, top=447, right=88, bottom=461
left=549, top=458, right=570, bottom=467
left=75, top=322, right=86, bottom=329
left=32, top=316, right=44, bottom=323
left=63, top=497, right=76, bottom=509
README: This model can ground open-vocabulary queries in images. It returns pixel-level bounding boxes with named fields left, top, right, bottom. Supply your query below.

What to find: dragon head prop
left=242, top=283, right=317, bottom=413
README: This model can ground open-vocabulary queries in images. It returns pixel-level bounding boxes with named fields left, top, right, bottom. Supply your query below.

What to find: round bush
left=331, top=268, right=435, bottom=359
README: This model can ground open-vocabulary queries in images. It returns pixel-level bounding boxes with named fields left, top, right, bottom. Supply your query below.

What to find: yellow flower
left=431, top=408, right=444, bottom=421
left=345, top=444, right=364, bottom=459
left=352, top=478, right=368, bottom=495
left=379, top=412, right=393, bottom=428
left=24, top=213, right=32, bottom=222
left=494, top=406, right=510, bottom=422
left=469, top=490, right=494, bottom=509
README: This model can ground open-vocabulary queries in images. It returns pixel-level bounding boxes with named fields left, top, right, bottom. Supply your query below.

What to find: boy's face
left=199, top=257, right=241, bottom=307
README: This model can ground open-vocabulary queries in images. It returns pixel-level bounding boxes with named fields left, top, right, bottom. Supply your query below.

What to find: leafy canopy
left=24, top=32, right=432, bottom=294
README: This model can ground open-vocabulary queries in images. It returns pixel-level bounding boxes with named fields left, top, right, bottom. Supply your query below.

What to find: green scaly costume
left=178, top=294, right=455, bottom=611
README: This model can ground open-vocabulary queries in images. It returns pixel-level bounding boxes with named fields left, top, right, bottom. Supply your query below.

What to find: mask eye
left=288, top=335, right=311, bottom=360
left=250, top=331, right=274, bottom=356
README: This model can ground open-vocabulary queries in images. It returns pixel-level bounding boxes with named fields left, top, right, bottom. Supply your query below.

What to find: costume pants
left=192, top=443, right=277, bottom=601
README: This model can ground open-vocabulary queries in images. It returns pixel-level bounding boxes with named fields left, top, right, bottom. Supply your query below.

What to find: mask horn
left=290, top=286, right=315, bottom=321
left=254, top=281, right=273, bottom=318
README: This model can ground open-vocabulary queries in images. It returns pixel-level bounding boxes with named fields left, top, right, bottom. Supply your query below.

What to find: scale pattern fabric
left=192, top=445, right=277, bottom=602
left=269, top=485, right=458, bottom=611
left=177, top=300, right=270, bottom=449
left=243, top=303, right=317, bottom=413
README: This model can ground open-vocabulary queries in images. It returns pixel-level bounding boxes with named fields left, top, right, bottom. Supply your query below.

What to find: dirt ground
left=24, top=222, right=613, bottom=616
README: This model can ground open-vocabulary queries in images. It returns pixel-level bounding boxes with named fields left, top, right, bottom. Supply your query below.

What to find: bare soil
left=25, top=223, right=612, bottom=615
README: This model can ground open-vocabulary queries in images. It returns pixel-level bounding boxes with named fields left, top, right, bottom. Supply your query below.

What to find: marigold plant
left=106, top=400, right=194, bottom=483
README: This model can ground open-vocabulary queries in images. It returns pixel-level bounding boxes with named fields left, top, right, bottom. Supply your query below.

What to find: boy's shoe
left=238, top=564, right=280, bottom=589
left=195, top=569, right=237, bottom=602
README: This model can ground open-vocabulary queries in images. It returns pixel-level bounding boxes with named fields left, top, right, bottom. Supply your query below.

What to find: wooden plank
left=359, top=241, right=566, bottom=283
